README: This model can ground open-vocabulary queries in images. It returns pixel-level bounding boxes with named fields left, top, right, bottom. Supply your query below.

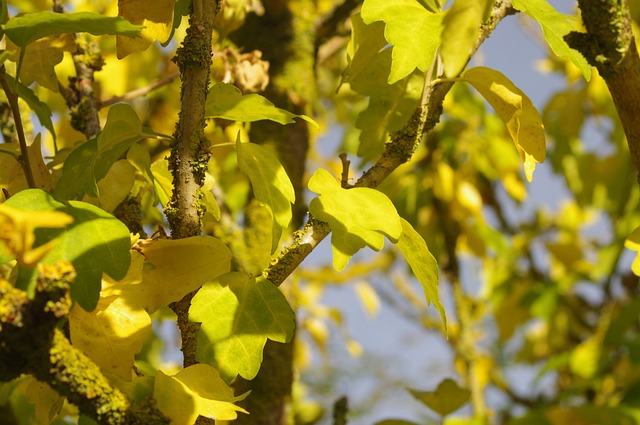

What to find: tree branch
left=566, top=0, right=640, bottom=183
left=263, top=1, right=516, bottom=287
left=165, top=0, right=219, bottom=369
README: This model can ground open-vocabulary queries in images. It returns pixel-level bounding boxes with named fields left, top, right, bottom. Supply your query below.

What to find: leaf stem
left=0, top=67, right=35, bottom=188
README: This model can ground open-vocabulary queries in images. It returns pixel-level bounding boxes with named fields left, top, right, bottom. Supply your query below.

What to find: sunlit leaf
left=237, top=138, right=295, bottom=253
left=408, top=378, right=471, bottom=416
left=68, top=252, right=152, bottom=381
left=2, top=11, right=142, bottom=47
left=5, top=189, right=131, bottom=311
left=395, top=218, right=446, bottom=328
left=116, top=0, right=174, bottom=58
left=190, top=272, right=296, bottom=381
left=84, top=159, right=136, bottom=212
left=441, top=0, right=486, bottom=77
left=461, top=67, right=546, bottom=182
left=361, top=0, right=444, bottom=84
left=512, top=0, right=591, bottom=81
left=154, top=364, right=248, bottom=424
left=308, top=168, right=402, bottom=271
left=354, top=281, right=381, bottom=317
left=625, top=226, right=640, bottom=276
left=341, top=12, right=387, bottom=86
left=205, top=83, right=316, bottom=126
left=55, top=104, right=149, bottom=200
left=136, top=235, right=232, bottom=313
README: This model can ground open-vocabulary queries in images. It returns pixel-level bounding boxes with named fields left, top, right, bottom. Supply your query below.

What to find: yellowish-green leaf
left=395, top=218, right=446, bottom=328
left=190, top=272, right=296, bottom=381
left=150, top=158, right=173, bottom=207
left=625, top=226, right=640, bottom=276
left=25, top=378, right=64, bottom=424
left=461, top=67, right=546, bottom=182
left=85, top=159, right=136, bottom=212
left=7, top=34, right=75, bottom=91
left=0, top=203, right=72, bottom=267
left=68, top=252, right=152, bottom=381
left=206, top=83, right=316, bottom=126
left=137, top=236, right=232, bottom=313
left=569, top=337, right=601, bottom=379
left=511, top=0, right=591, bottom=81
left=154, top=364, right=248, bottom=424
left=441, top=0, right=486, bottom=77
left=116, top=0, right=174, bottom=58
left=341, top=12, right=387, bottom=86
left=237, top=138, right=295, bottom=253
left=308, top=168, right=402, bottom=271
left=361, top=0, right=444, bottom=84
left=354, top=281, right=381, bottom=317
left=0, top=134, right=53, bottom=196
left=408, top=378, right=471, bottom=416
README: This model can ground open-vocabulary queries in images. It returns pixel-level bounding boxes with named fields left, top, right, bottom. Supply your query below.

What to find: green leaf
left=361, top=0, right=444, bottom=84
left=511, top=0, right=591, bottom=81
left=190, top=272, right=296, bottom=381
left=408, top=378, right=471, bottom=416
left=205, top=83, right=316, bottom=126
left=237, top=138, right=295, bottom=253
left=308, top=168, right=402, bottom=271
left=154, top=364, right=248, bottom=424
left=4, top=74, right=55, bottom=142
left=5, top=189, right=131, bottom=311
left=395, top=218, right=446, bottom=328
left=55, top=104, right=148, bottom=200
left=461, top=67, right=546, bottom=182
left=341, top=12, right=388, bottom=87
left=441, top=0, right=487, bottom=77
left=2, top=11, right=142, bottom=47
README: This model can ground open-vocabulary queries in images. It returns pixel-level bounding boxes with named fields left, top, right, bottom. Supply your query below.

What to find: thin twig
left=100, top=71, right=180, bottom=108
left=0, top=67, right=35, bottom=188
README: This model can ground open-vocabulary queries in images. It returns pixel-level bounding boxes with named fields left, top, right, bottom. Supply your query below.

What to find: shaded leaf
left=237, top=138, right=295, bottom=253
left=2, top=11, right=142, bottom=47
left=205, top=83, right=315, bottom=125
left=308, top=168, right=402, bottom=270
left=190, top=272, right=296, bottom=381
left=512, top=0, right=591, bottom=81
left=395, top=218, right=446, bottom=328
left=24, top=378, right=64, bottom=424
left=55, top=104, right=149, bottom=200
left=137, top=235, right=232, bottom=313
left=461, top=67, right=546, bottom=182
left=5, top=189, right=131, bottom=311
left=154, top=364, right=248, bottom=424
left=361, top=0, right=444, bottom=84
left=4, top=74, right=56, bottom=141
left=408, top=378, right=471, bottom=416
left=116, top=0, right=174, bottom=58
left=341, top=12, right=387, bottom=87
left=0, top=134, right=53, bottom=194
left=441, top=0, right=486, bottom=77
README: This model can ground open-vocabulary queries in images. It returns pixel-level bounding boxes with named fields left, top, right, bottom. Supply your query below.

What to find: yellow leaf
left=154, top=364, right=248, bottom=424
left=0, top=134, right=53, bottom=196
left=0, top=203, right=73, bottom=266
left=441, top=0, right=486, bottom=77
left=68, top=253, right=152, bottom=381
left=354, top=281, right=380, bottom=317
left=456, top=180, right=482, bottom=216
left=625, top=226, right=640, bottom=276
left=462, top=67, right=546, bottom=182
left=25, top=378, right=65, bottom=424
left=117, top=0, right=175, bottom=58
left=569, top=337, right=601, bottom=379
left=8, top=34, right=76, bottom=92
left=136, top=236, right=232, bottom=313
left=84, top=159, right=136, bottom=212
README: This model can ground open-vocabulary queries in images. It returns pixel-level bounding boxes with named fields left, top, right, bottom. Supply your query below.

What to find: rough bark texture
left=165, top=0, right=219, bottom=371
left=566, top=0, right=640, bottom=184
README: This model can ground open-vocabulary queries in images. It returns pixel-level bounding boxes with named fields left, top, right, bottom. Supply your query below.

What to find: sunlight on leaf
left=116, top=0, right=174, bottom=58
left=461, top=67, right=546, bottom=182
left=354, top=281, right=381, bottom=317
left=395, top=218, right=446, bottom=328
left=624, top=226, right=640, bottom=276
left=237, top=137, right=295, bottom=253
left=190, top=272, right=296, bottom=381
left=68, top=252, right=152, bottom=381
left=408, top=378, right=471, bottom=416
left=341, top=12, right=387, bottom=87
left=308, top=168, right=402, bottom=271
left=361, top=0, right=444, bottom=84
left=154, top=364, right=248, bottom=424
left=5, top=189, right=131, bottom=311
left=512, top=0, right=591, bottom=81
left=205, top=83, right=316, bottom=126
left=2, top=11, right=142, bottom=47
